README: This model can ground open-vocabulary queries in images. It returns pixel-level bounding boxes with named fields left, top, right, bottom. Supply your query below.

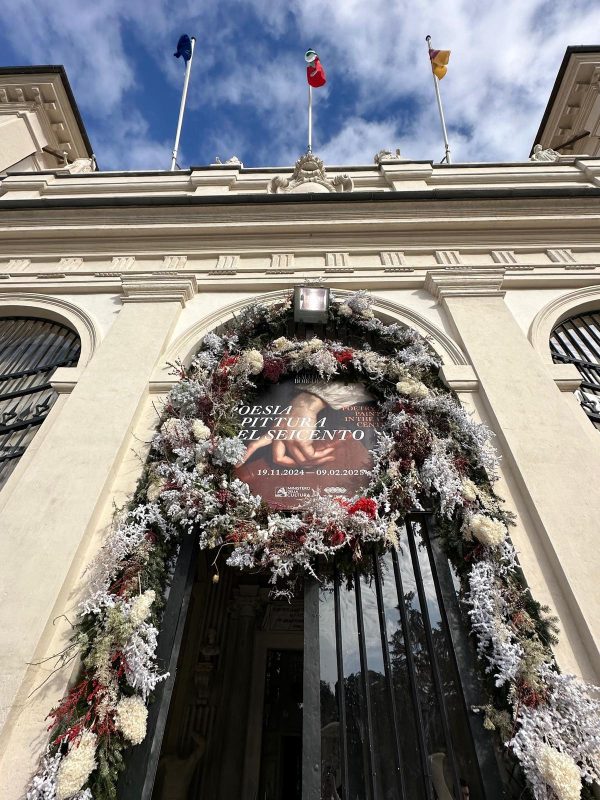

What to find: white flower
left=465, top=514, right=507, bottom=547
left=396, top=377, right=429, bottom=399
left=129, top=590, right=155, bottom=627
left=116, top=695, right=148, bottom=746
left=461, top=478, right=479, bottom=502
left=56, top=730, right=97, bottom=800
left=359, top=350, right=387, bottom=374
left=235, top=349, right=264, bottom=375
left=160, top=418, right=188, bottom=441
left=538, top=745, right=581, bottom=800
left=302, top=337, right=324, bottom=353
left=271, top=336, right=295, bottom=353
left=337, top=303, right=353, bottom=317
left=191, top=420, right=211, bottom=441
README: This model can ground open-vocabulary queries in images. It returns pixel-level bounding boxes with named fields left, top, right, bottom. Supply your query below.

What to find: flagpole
left=170, top=36, right=196, bottom=171
left=308, top=84, right=313, bottom=153
left=426, top=35, right=451, bottom=164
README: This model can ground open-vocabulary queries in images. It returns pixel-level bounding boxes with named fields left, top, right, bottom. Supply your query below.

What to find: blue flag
left=174, top=34, right=192, bottom=62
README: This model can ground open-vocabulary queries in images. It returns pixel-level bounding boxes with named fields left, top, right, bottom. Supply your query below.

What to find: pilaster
left=0, top=275, right=197, bottom=750
left=426, top=268, right=600, bottom=680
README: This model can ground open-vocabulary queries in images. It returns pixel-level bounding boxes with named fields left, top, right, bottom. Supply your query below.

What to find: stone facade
left=1, top=64, right=600, bottom=799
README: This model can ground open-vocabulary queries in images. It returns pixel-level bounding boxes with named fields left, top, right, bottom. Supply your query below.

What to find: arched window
left=0, top=316, right=81, bottom=489
left=550, top=310, right=600, bottom=430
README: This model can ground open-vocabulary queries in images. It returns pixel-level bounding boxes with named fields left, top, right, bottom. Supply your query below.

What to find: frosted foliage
left=81, top=505, right=171, bottom=616
left=168, top=380, right=204, bottom=417
left=467, top=560, right=523, bottom=686
left=420, top=438, right=463, bottom=516
left=510, top=668, right=600, bottom=798
left=27, top=750, right=61, bottom=800
left=421, top=394, right=499, bottom=478
left=123, top=621, right=168, bottom=700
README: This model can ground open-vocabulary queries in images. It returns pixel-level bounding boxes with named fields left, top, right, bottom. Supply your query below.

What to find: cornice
left=120, top=273, right=197, bottom=306
left=424, top=269, right=506, bottom=300
left=2, top=185, right=600, bottom=212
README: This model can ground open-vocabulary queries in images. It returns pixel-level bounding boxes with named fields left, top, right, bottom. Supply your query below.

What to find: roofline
left=0, top=65, right=94, bottom=160
left=530, top=45, right=600, bottom=156
left=1, top=185, right=600, bottom=212
left=3, top=156, right=597, bottom=180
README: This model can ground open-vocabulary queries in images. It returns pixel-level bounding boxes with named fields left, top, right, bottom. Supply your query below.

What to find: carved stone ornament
left=268, top=152, right=353, bottom=194
left=374, top=148, right=403, bottom=164
left=530, top=144, right=561, bottom=162
left=212, top=155, right=243, bottom=166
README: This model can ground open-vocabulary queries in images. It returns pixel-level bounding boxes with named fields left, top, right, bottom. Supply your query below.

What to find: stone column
left=0, top=274, right=197, bottom=739
left=426, top=269, right=600, bottom=680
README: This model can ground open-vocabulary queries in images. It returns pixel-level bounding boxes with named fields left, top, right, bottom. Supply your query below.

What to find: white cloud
left=3, top=0, right=600, bottom=168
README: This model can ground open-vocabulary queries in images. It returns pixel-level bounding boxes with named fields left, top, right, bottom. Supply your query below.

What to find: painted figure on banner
left=235, top=378, right=379, bottom=510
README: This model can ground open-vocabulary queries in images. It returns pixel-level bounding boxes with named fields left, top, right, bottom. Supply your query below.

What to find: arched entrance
left=119, top=308, right=505, bottom=800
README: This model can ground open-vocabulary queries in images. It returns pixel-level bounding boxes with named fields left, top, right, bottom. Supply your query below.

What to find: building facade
left=0, top=54, right=600, bottom=800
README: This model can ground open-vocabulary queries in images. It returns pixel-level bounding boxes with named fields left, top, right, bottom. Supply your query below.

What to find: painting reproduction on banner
left=235, top=377, right=380, bottom=510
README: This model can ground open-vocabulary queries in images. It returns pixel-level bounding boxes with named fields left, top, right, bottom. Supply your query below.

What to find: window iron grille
left=550, top=311, right=600, bottom=430
left=0, top=317, right=81, bottom=489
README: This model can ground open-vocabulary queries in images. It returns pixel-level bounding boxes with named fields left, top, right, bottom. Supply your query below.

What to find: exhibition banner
left=234, top=377, right=379, bottom=510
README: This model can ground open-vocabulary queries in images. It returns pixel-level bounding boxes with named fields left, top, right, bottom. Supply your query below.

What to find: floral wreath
left=29, top=292, right=600, bottom=800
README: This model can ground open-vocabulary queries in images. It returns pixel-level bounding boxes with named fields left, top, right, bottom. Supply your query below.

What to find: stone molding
left=435, top=249, right=462, bottom=268
left=157, top=288, right=468, bottom=377
left=529, top=285, right=600, bottom=363
left=49, top=366, right=84, bottom=394
left=325, top=252, right=350, bottom=268
left=439, top=364, right=479, bottom=392
left=120, top=274, right=197, bottom=306
left=270, top=253, right=294, bottom=270
left=424, top=269, right=506, bottom=300
left=58, top=257, right=83, bottom=270
left=215, top=254, right=240, bottom=271
left=111, top=256, right=135, bottom=271
left=163, top=255, right=188, bottom=270
left=547, top=362, right=583, bottom=393
left=6, top=258, right=31, bottom=272
left=0, top=292, right=98, bottom=364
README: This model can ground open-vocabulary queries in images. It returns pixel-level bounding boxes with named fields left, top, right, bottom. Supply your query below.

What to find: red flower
left=262, top=355, right=286, bottom=382
left=220, top=354, right=239, bottom=371
left=334, top=348, right=354, bottom=365
left=347, top=497, right=378, bottom=519
left=329, top=529, right=346, bottom=546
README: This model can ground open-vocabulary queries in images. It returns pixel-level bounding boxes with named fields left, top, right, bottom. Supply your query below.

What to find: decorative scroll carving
left=268, top=152, right=353, bottom=194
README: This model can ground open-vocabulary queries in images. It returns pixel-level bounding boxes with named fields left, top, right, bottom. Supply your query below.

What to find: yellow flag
left=429, top=48, right=451, bottom=80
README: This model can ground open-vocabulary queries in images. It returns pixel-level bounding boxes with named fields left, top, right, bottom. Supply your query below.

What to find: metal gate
left=304, top=512, right=505, bottom=800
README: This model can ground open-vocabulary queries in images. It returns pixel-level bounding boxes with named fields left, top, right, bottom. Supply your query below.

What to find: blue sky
left=1, top=0, right=599, bottom=170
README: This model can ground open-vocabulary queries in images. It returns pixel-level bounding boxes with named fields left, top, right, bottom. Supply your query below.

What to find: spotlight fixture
left=293, top=285, right=330, bottom=323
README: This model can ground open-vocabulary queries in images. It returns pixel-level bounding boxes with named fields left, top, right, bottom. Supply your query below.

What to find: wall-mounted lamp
left=293, top=285, right=330, bottom=323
